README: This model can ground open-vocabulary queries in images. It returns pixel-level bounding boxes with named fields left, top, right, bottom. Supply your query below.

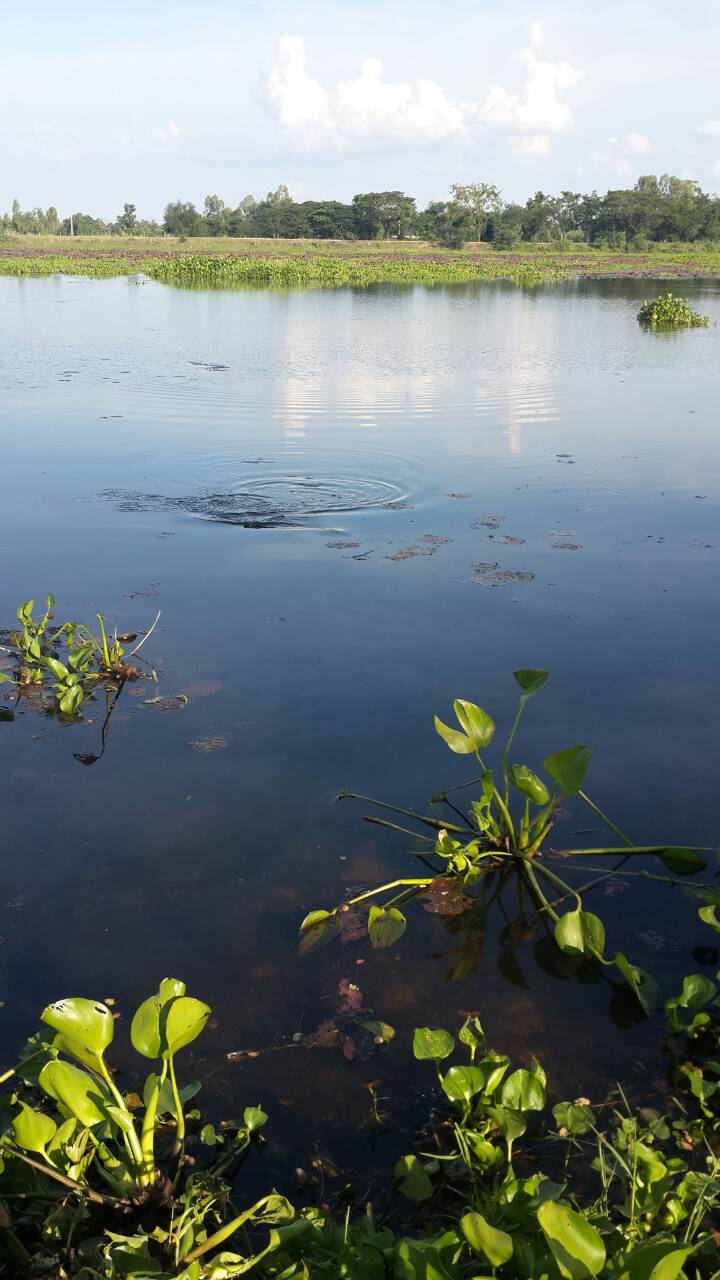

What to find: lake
left=1, top=273, right=719, bottom=1185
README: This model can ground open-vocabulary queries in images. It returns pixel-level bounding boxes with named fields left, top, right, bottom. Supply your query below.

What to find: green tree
left=449, top=182, right=502, bottom=240
left=116, top=203, right=138, bottom=234
left=203, top=194, right=231, bottom=236
left=163, top=200, right=203, bottom=236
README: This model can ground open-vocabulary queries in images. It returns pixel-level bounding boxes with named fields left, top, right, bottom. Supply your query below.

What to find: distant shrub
left=637, top=291, right=710, bottom=328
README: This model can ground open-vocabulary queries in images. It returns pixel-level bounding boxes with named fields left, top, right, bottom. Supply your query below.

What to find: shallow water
left=1, top=274, right=719, bottom=1185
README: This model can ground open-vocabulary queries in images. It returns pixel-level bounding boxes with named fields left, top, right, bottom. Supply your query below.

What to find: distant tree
left=418, top=200, right=474, bottom=248
left=202, top=194, right=231, bottom=236
left=116, top=203, right=138, bottom=234
left=163, top=200, right=203, bottom=236
left=449, top=183, right=502, bottom=241
left=351, top=192, right=416, bottom=239
left=488, top=203, right=524, bottom=247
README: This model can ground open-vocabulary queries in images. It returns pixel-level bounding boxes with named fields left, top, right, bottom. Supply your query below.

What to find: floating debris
left=471, top=561, right=535, bottom=587
left=386, top=545, right=435, bottom=560
left=190, top=736, right=226, bottom=754
left=472, top=514, right=505, bottom=530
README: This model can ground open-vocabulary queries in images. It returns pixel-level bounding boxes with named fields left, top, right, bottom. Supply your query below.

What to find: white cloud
left=509, top=133, right=551, bottom=157
left=478, top=23, right=582, bottom=135
left=699, top=120, right=720, bottom=137
left=151, top=120, right=180, bottom=143
left=263, top=26, right=581, bottom=149
left=590, top=131, right=651, bottom=173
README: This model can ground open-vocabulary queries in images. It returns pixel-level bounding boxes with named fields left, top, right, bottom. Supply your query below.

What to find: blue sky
left=2, top=0, right=719, bottom=218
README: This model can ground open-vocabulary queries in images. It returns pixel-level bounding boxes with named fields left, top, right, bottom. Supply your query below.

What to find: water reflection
left=0, top=273, right=719, bottom=1184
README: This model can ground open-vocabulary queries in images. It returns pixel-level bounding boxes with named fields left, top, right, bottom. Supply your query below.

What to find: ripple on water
left=101, top=471, right=410, bottom=528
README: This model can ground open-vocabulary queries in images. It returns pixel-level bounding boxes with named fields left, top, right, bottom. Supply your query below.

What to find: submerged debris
left=471, top=561, right=535, bottom=587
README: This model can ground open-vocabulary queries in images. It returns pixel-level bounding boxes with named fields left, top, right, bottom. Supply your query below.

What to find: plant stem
left=129, top=609, right=161, bottom=657
left=527, top=858, right=583, bottom=909
left=182, top=1195, right=280, bottom=1264
left=501, top=695, right=527, bottom=805
left=96, top=1056, right=145, bottom=1179
left=4, top=1147, right=121, bottom=1206
left=577, top=791, right=635, bottom=847
left=348, top=878, right=433, bottom=907
left=338, top=792, right=470, bottom=834
left=168, top=1054, right=185, bottom=1155
left=521, top=860, right=560, bottom=923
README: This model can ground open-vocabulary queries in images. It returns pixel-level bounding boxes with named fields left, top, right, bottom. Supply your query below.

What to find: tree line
left=3, top=176, right=720, bottom=247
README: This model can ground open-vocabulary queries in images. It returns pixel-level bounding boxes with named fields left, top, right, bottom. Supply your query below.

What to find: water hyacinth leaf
left=360, top=1019, right=395, bottom=1042
left=553, top=1101, right=596, bottom=1135
left=12, top=1102, right=57, bottom=1156
left=368, top=905, right=406, bottom=949
left=513, top=668, right=549, bottom=696
left=434, top=715, right=474, bottom=754
left=39, top=1060, right=110, bottom=1127
left=453, top=699, right=495, bottom=750
left=461, top=1212, right=513, bottom=1266
left=0, top=672, right=13, bottom=684
left=143, top=1073, right=200, bottom=1117
left=501, top=1067, right=546, bottom=1111
left=656, top=847, right=707, bottom=875
left=458, top=1014, right=485, bottom=1057
left=613, top=1240, right=695, bottom=1280
left=243, top=1105, right=268, bottom=1132
left=164, top=996, right=211, bottom=1056
left=543, top=745, right=593, bottom=794
left=131, top=978, right=186, bottom=1058
left=394, top=1239, right=452, bottom=1280
left=394, top=1154, right=434, bottom=1202
left=298, top=910, right=341, bottom=954
left=485, top=1105, right=526, bottom=1153
left=441, top=1064, right=486, bottom=1105
left=537, top=1200, right=606, bottom=1279
left=665, top=974, right=716, bottom=1033
left=41, top=656, right=69, bottom=681
left=699, top=903, right=720, bottom=933
left=41, top=997, right=115, bottom=1060
left=613, top=952, right=662, bottom=1016
left=509, top=764, right=550, bottom=805
left=413, top=1027, right=455, bottom=1061
left=555, top=910, right=605, bottom=959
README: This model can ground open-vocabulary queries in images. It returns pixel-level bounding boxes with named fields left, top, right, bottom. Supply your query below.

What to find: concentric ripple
left=102, top=472, right=409, bottom=528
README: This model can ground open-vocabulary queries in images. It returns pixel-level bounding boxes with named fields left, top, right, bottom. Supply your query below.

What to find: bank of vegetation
left=4, top=174, right=720, bottom=251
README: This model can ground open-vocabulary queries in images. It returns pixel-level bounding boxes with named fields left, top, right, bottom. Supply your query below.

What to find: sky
left=1, top=0, right=719, bottom=219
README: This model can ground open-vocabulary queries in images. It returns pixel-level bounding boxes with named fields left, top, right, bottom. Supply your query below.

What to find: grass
left=2, top=235, right=720, bottom=288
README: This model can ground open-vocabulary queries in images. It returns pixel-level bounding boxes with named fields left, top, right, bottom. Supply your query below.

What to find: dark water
left=1, top=274, right=719, bottom=1186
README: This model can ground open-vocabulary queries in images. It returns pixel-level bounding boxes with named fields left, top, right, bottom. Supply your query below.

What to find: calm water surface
left=1, top=275, right=719, bottom=1183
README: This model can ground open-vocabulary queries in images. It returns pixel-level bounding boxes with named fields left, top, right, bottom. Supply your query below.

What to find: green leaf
left=501, top=1067, right=546, bottom=1111
left=17, top=600, right=35, bottom=624
left=368, top=905, right=406, bottom=949
left=39, top=1060, right=110, bottom=1127
left=41, top=656, right=69, bottom=681
left=555, top=910, right=605, bottom=959
left=298, top=909, right=341, bottom=954
left=58, top=684, right=84, bottom=715
left=614, top=1241, right=695, bottom=1280
left=458, top=1014, right=485, bottom=1057
left=131, top=979, right=186, bottom=1059
left=543, top=745, right=593, bottom=794
left=699, top=903, right=720, bottom=933
left=453, top=699, right=495, bottom=750
left=243, top=1105, right=268, bottom=1132
left=412, top=1027, right=455, bottom=1061
left=164, top=996, right=211, bottom=1056
left=509, top=764, right=550, bottom=805
left=537, top=1200, right=606, bottom=1279
left=394, top=1154, right=434, bottom=1202
left=41, top=997, right=115, bottom=1062
left=461, top=1212, right=513, bottom=1266
left=434, top=715, right=474, bottom=754
left=513, top=668, right=549, bottom=696
left=553, top=1101, right=596, bottom=1135
left=613, top=952, right=661, bottom=1016
left=656, top=847, right=707, bottom=875
left=0, top=672, right=13, bottom=685
left=441, top=1065, right=485, bottom=1105
left=394, top=1239, right=452, bottom=1280
left=12, top=1102, right=58, bottom=1156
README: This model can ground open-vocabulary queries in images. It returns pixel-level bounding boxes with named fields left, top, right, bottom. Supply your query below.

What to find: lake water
left=1, top=274, right=719, bottom=1184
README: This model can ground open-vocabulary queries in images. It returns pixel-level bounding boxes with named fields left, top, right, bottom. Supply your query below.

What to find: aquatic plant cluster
left=0, top=595, right=159, bottom=715
left=301, top=671, right=715, bottom=1018
left=0, top=931, right=718, bottom=1277
left=2, top=238, right=720, bottom=289
left=637, top=293, right=711, bottom=328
